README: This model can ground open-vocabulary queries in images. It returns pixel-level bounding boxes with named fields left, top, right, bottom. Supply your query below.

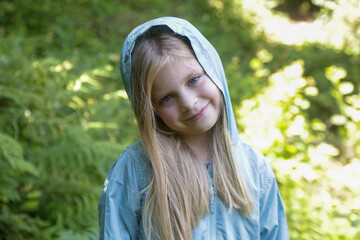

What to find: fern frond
left=0, top=132, right=38, bottom=176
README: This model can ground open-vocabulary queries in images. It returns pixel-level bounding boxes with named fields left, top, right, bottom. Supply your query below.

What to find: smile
left=185, top=103, right=209, bottom=121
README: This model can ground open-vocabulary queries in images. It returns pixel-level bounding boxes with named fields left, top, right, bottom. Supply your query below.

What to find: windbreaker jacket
left=98, top=16, right=289, bottom=240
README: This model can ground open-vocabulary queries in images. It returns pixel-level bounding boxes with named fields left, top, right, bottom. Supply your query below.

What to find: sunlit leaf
left=339, top=82, right=354, bottom=95
left=311, top=119, right=327, bottom=131
left=330, top=114, right=347, bottom=125
left=249, top=57, right=262, bottom=70
left=304, top=86, right=319, bottom=96
left=257, top=49, right=273, bottom=62
left=317, top=142, right=340, bottom=156
left=325, top=65, right=347, bottom=84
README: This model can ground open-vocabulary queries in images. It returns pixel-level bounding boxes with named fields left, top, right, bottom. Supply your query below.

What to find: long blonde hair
left=130, top=31, right=253, bottom=240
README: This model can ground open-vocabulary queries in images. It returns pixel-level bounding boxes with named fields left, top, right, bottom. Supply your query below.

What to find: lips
left=185, top=103, right=209, bottom=121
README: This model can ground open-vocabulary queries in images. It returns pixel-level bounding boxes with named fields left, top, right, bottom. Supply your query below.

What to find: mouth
left=185, top=103, right=209, bottom=121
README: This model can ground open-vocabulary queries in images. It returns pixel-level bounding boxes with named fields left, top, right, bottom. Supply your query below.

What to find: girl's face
left=152, top=57, right=221, bottom=138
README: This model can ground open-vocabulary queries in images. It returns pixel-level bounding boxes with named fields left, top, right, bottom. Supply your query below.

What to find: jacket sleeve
left=259, top=160, right=289, bottom=240
left=98, top=151, right=141, bottom=240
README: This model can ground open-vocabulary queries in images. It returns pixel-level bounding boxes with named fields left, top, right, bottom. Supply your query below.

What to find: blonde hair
left=130, top=31, right=253, bottom=240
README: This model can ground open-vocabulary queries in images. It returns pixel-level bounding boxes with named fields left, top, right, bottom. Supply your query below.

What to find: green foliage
left=0, top=31, right=134, bottom=239
left=236, top=58, right=360, bottom=239
left=0, top=0, right=359, bottom=239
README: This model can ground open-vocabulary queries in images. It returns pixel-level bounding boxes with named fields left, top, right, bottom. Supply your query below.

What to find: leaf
left=0, top=132, right=39, bottom=176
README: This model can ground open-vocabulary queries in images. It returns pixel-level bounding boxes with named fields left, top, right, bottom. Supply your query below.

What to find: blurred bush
left=0, top=0, right=359, bottom=239
left=0, top=35, right=136, bottom=239
left=236, top=59, right=360, bottom=239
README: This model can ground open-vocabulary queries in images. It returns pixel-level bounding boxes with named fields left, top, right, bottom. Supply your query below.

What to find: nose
left=179, top=91, right=198, bottom=112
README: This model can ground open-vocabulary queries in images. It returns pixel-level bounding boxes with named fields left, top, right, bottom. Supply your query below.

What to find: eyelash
left=188, top=76, right=200, bottom=86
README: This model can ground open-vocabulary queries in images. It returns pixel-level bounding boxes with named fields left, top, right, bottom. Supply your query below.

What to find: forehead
left=151, top=58, right=202, bottom=94
left=155, top=57, right=202, bottom=81
left=169, top=56, right=201, bottom=71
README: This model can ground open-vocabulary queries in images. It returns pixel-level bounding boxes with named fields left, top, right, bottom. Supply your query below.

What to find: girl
left=99, top=17, right=289, bottom=240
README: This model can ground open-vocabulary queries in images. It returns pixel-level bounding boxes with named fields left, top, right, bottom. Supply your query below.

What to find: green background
left=1, top=0, right=359, bottom=239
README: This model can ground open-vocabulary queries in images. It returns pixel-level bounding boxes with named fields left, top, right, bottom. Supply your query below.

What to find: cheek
left=157, top=108, right=177, bottom=123
left=203, top=81, right=222, bottom=102
left=208, top=87, right=222, bottom=114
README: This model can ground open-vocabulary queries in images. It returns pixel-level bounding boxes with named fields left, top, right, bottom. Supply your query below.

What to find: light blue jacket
left=99, top=17, right=289, bottom=240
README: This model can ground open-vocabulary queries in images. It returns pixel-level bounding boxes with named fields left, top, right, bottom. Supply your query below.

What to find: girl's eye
left=160, top=95, right=171, bottom=104
left=188, top=76, right=200, bottom=86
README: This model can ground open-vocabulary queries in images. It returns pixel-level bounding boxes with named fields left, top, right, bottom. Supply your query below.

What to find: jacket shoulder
left=106, top=141, right=151, bottom=193
left=98, top=141, right=151, bottom=239
left=233, top=139, right=275, bottom=194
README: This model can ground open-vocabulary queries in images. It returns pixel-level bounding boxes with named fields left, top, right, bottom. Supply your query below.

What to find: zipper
left=209, top=188, right=214, bottom=240
left=208, top=163, right=215, bottom=240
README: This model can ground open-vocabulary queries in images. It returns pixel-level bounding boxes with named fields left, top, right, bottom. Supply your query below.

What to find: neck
left=181, top=131, right=212, bottom=164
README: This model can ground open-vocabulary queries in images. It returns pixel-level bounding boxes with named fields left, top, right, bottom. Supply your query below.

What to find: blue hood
left=120, top=16, right=239, bottom=144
